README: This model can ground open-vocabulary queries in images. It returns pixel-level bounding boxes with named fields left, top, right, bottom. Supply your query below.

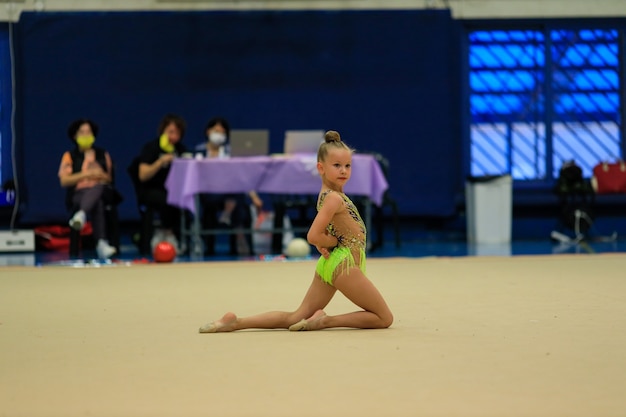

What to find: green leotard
left=315, top=190, right=366, bottom=285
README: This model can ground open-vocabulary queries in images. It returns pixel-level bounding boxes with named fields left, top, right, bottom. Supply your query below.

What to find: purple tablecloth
left=165, top=154, right=388, bottom=214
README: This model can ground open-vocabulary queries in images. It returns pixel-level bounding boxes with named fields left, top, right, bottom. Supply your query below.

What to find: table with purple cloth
left=165, top=154, right=389, bottom=255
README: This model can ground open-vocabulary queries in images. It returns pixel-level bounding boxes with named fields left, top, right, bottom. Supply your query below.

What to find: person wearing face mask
left=198, top=119, right=229, bottom=159
left=195, top=117, right=263, bottom=255
left=138, top=114, right=188, bottom=251
left=58, top=119, right=117, bottom=259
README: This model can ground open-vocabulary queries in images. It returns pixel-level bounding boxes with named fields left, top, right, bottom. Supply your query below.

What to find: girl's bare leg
left=199, top=274, right=336, bottom=333
left=291, top=268, right=393, bottom=331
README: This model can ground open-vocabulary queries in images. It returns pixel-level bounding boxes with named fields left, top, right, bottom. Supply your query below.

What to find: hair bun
left=324, top=130, right=341, bottom=143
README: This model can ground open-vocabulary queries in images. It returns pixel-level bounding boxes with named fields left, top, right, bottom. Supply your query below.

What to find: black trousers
left=138, top=188, right=180, bottom=232
left=200, top=193, right=252, bottom=255
left=72, top=184, right=106, bottom=241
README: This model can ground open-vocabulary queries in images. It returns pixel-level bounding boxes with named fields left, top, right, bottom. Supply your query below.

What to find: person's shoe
left=96, top=239, right=116, bottom=259
left=69, top=210, right=86, bottom=231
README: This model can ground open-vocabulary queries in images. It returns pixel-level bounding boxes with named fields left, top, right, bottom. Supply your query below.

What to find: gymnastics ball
left=285, top=238, right=311, bottom=258
left=153, top=241, right=176, bottom=263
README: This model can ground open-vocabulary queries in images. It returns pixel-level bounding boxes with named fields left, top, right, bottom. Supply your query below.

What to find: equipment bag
left=34, top=223, right=93, bottom=251
left=592, top=161, right=626, bottom=194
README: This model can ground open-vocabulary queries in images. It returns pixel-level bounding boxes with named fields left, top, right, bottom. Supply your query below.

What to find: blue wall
left=15, top=10, right=462, bottom=223
left=0, top=23, right=13, bottom=187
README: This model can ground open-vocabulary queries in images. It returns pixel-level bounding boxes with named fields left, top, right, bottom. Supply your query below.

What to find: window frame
left=463, top=19, right=626, bottom=187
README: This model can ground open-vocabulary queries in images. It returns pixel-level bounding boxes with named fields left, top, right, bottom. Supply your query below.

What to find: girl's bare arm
left=307, top=193, right=341, bottom=250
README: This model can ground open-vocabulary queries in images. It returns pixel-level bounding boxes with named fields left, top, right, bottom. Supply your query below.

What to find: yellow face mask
left=159, top=133, right=175, bottom=153
left=76, top=134, right=95, bottom=150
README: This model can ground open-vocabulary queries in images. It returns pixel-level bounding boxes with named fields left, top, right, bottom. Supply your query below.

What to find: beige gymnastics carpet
left=1, top=255, right=625, bottom=417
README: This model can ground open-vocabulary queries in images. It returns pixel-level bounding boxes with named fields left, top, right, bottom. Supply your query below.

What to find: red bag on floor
left=592, top=162, right=626, bottom=194
left=34, top=222, right=93, bottom=251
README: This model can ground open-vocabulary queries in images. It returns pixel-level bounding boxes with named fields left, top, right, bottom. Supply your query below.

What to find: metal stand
left=551, top=209, right=617, bottom=253
left=180, top=194, right=376, bottom=256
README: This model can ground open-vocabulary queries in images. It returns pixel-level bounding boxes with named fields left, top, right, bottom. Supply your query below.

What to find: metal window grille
left=469, top=28, right=621, bottom=180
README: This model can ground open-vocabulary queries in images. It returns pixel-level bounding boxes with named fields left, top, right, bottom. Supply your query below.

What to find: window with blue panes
left=469, top=27, right=621, bottom=180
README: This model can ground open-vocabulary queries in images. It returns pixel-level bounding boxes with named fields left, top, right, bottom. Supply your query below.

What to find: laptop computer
left=284, top=130, right=325, bottom=154
left=229, top=129, right=270, bottom=157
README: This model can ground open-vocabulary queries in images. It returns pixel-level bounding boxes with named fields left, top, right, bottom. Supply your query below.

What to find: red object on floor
left=34, top=222, right=93, bottom=251
left=592, top=161, right=626, bottom=194
left=153, top=242, right=176, bottom=263
left=131, top=258, right=151, bottom=264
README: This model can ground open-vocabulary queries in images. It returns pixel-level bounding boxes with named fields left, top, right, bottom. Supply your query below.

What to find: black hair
left=204, top=117, right=231, bottom=138
left=67, top=119, right=99, bottom=141
left=158, top=113, right=187, bottom=138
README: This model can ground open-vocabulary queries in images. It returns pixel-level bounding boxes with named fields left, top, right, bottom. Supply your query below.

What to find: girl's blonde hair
left=317, top=130, right=353, bottom=162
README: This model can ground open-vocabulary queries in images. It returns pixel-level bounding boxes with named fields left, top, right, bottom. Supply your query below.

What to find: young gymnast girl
left=199, top=130, right=393, bottom=332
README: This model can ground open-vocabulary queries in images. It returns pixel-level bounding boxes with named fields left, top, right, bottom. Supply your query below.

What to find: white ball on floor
left=285, top=238, right=311, bottom=258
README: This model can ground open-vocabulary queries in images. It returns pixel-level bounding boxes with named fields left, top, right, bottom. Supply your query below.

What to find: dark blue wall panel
left=15, top=10, right=462, bottom=223
left=0, top=23, right=13, bottom=188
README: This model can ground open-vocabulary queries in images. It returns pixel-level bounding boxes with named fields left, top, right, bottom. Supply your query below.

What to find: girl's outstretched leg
left=290, top=268, right=393, bottom=331
left=199, top=274, right=336, bottom=333
left=199, top=312, right=238, bottom=333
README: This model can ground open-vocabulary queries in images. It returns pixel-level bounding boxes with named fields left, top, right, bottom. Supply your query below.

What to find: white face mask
left=208, top=132, right=227, bottom=146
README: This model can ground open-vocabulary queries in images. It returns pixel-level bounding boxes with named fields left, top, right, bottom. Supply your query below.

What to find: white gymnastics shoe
left=96, top=239, right=116, bottom=259
left=69, top=210, right=86, bottom=231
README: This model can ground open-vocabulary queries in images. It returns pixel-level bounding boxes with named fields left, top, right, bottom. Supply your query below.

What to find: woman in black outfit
left=137, top=114, right=187, bottom=250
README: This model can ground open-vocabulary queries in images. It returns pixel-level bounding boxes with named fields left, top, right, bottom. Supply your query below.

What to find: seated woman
left=138, top=114, right=187, bottom=251
left=58, top=119, right=116, bottom=259
left=196, top=117, right=263, bottom=255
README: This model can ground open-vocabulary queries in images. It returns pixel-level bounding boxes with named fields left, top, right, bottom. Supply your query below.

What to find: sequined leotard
left=315, top=190, right=366, bottom=285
